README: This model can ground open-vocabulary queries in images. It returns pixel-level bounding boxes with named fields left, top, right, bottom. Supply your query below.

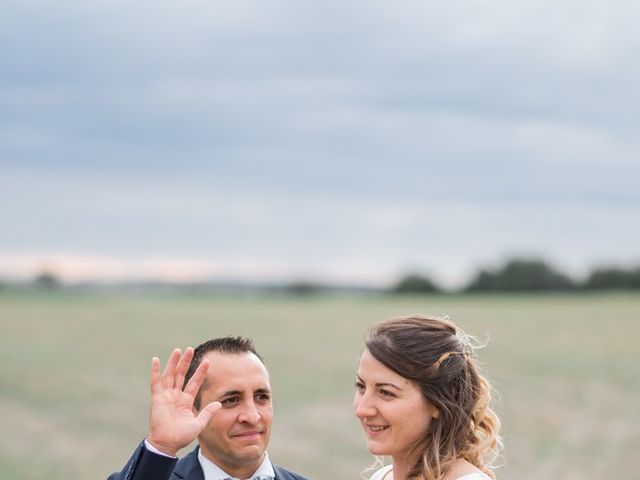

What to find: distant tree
left=465, top=259, right=575, bottom=292
left=392, top=273, right=440, bottom=294
left=285, top=281, right=322, bottom=296
left=33, top=271, right=60, bottom=289
left=463, top=269, right=497, bottom=292
left=583, top=267, right=640, bottom=290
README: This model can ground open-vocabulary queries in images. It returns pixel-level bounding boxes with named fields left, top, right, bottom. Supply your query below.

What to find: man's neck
left=197, top=447, right=269, bottom=480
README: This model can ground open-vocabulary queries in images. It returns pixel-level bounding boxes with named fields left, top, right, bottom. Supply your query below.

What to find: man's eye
left=221, top=397, right=239, bottom=406
left=256, top=394, right=271, bottom=402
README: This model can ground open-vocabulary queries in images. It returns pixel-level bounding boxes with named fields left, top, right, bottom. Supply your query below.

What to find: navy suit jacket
left=108, top=441, right=311, bottom=480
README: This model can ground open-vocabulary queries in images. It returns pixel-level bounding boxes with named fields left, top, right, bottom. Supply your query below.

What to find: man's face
left=195, top=351, right=273, bottom=479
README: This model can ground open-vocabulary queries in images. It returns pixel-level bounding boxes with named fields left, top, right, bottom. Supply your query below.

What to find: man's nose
left=238, top=399, right=261, bottom=424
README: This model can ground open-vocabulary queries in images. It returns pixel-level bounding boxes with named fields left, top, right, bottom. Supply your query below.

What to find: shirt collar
left=197, top=448, right=275, bottom=480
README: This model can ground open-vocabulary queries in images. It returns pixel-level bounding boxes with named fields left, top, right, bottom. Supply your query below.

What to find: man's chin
left=231, top=444, right=266, bottom=461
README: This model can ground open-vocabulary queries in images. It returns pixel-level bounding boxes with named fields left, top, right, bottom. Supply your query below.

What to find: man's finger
left=161, top=348, right=181, bottom=389
left=195, top=400, right=222, bottom=430
left=174, top=346, right=194, bottom=392
left=184, top=358, right=210, bottom=397
left=150, top=356, right=161, bottom=395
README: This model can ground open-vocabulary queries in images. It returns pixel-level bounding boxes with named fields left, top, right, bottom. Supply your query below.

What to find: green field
left=1, top=291, right=638, bottom=480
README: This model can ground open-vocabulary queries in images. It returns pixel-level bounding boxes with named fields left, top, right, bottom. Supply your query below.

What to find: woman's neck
left=390, top=456, right=413, bottom=480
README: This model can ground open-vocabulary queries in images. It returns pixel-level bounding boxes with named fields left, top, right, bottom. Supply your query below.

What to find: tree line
left=393, top=259, right=640, bottom=294
left=4, top=258, right=639, bottom=295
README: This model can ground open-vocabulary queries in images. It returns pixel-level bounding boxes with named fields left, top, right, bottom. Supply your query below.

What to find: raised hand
left=147, top=347, right=221, bottom=456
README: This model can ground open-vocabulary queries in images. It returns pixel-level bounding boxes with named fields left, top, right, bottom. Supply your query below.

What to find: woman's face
left=353, top=349, right=437, bottom=462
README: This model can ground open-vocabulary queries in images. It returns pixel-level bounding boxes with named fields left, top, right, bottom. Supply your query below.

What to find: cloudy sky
left=1, top=0, right=639, bottom=288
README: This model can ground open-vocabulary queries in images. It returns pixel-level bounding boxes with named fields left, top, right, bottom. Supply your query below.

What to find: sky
left=1, top=0, right=639, bottom=288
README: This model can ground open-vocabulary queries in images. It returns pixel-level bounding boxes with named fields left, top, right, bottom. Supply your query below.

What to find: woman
left=354, top=315, right=502, bottom=480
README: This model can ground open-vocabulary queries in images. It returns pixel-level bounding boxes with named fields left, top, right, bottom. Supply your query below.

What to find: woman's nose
left=354, top=393, right=376, bottom=419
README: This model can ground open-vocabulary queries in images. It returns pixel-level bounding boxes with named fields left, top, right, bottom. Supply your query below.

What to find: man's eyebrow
left=218, top=390, right=242, bottom=398
left=217, top=387, right=271, bottom=398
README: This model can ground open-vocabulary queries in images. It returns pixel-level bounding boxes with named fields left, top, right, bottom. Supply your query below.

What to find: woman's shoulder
left=368, top=464, right=393, bottom=480
left=367, top=465, right=491, bottom=480
left=447, top=458, right=493, bottom=480
left=456, top=473, right=492, bottom=480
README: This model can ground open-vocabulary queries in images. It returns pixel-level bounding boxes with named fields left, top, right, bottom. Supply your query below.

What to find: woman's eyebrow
left=356, top=375, right=402, bottom=390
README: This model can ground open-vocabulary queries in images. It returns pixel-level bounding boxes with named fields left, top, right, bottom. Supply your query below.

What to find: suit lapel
left=273, top=465, right=292, bottom=480
left=172, top=446, right=204, bottom=480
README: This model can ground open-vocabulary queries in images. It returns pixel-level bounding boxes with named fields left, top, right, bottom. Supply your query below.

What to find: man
left=109, top=336, right=310, bottom=480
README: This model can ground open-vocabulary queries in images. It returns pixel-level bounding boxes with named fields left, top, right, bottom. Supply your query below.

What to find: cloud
left=1, top=0, right=639, bottom=286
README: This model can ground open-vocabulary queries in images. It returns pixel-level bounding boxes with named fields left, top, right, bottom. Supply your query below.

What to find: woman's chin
left=366, top=441, right=388, bottom=456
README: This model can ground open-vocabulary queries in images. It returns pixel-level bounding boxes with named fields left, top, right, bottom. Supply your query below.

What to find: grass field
left=1, top=290, right=638, bottom=480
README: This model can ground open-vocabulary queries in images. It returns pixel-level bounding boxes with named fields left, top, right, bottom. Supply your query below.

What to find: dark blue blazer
left=108, top=441, right=311, bottom=480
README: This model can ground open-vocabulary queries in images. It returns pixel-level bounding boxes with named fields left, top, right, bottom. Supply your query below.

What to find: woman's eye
left=354, top=382, right=365, bottom=392
left=380, top=389, right=395, bottom=398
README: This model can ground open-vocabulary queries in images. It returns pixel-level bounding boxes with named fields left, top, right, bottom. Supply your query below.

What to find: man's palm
left=147, top=348, right=221, bottom=456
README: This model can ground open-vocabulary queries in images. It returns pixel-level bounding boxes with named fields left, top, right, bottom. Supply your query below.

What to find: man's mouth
left=232, top=430, right=263, bottom=438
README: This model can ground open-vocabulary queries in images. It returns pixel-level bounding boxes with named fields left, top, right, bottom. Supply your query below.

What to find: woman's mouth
left=366, top=424, right=389, bottom=433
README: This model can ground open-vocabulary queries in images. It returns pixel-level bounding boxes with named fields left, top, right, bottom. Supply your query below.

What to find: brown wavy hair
left=364, top=315, right=502, bottom=480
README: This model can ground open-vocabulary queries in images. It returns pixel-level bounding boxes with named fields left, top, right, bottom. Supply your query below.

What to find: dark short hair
left=184, top=336, right=263, bottom=409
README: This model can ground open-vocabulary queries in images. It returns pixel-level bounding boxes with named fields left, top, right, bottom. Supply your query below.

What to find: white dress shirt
left=198, top=449, right=275, bottom=480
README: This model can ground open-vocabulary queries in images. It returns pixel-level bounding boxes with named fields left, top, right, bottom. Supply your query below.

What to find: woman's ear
left=432, top=408, right=440, bottom=419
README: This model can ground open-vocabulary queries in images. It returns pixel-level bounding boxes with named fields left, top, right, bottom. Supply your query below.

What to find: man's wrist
left=144, top=438, right=178, bottom=458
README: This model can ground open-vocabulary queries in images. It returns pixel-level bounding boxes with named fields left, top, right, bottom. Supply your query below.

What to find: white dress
left=369, top=465, right=492, bottom=480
